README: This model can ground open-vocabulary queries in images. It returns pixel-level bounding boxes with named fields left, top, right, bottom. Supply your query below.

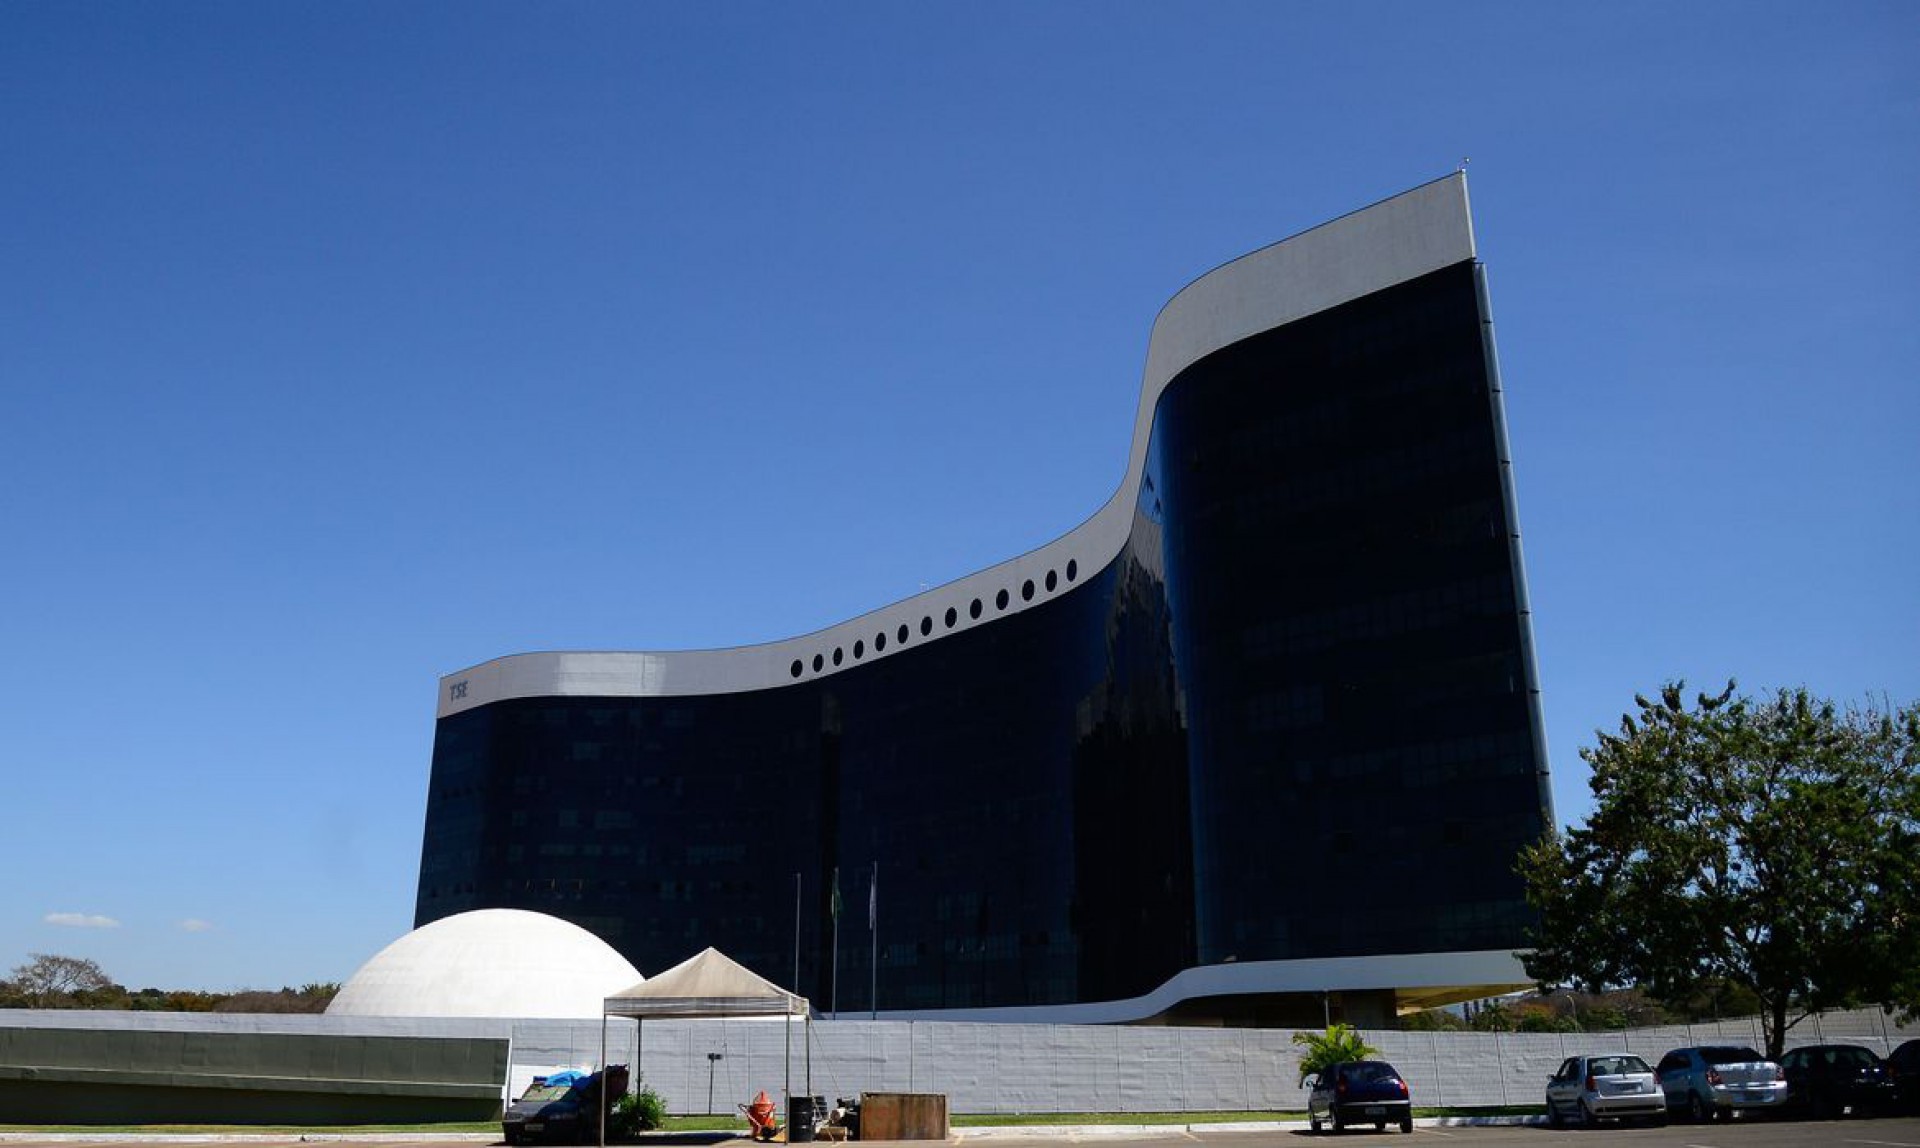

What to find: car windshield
left=1701, top=1047, right=1763, bottom=1065
left=519, top=1085, right=572, bottom=1103
left=1828, top=1047, right=1878, bottom=1068
left=1591, top=1056, right=1649, bottom=1075
left=1343, top=1063, right=1400, bottom=1083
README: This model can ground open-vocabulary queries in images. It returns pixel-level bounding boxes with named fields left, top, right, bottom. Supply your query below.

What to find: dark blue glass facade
left=415, top=258, right=1552, bottom=1014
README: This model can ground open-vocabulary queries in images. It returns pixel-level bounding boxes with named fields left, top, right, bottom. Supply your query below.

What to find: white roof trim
left=439, top=174, right=1476, bottom=718
left=870, top=947, right=1528, bottom=1025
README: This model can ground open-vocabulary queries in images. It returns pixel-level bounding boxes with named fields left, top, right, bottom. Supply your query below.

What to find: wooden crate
left=858, top=1092, right=948, bottom=1141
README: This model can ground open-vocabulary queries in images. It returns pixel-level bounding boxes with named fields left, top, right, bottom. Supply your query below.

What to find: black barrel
left=788, top=1096, right=816, bottom=1143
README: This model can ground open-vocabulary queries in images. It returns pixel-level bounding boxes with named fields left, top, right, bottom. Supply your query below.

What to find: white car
left=1545, top=1054, right=1667, bottom=1127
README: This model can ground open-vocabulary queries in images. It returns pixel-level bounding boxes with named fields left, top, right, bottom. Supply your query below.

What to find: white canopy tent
left=598, top=947, right=813, bottom=1146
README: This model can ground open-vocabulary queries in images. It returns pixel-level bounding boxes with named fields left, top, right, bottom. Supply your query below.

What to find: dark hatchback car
left=1306, top=1060, right=1414, bottom=1134
left=503, top=1066, right=629, bottom=1145
left=1780, top=1044, right=1899, bottom=1119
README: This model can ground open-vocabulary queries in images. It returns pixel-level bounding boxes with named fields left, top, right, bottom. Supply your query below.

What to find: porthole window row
left=785, top=558, right=1082, bottom=679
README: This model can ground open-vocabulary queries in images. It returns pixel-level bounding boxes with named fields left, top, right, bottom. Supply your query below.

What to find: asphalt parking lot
left=954, top=1118, right=1920, bottom=1148
left=963, top=1118, right=1919, bottom=1148
left=1196, top=1115, right=1920, bottom=1147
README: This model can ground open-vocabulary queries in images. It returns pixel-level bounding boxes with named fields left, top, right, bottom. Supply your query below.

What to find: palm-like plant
left=1291, top=1023, right=1380, bottom=1085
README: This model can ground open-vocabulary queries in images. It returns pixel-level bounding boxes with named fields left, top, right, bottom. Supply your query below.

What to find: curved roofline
left=439, top=173, right=1476, bottom=719
left=868, top=946, right=1528, bottom=1025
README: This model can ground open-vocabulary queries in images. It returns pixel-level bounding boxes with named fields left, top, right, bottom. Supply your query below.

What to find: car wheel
left=1687, top=1092, right=1710, bottom=1123
left=1331, top=1109, right=1346, bottom=1133
left=1547, top=1100, right=1564, bottom=1129
left=1309, top=1117, right=1321, bottom=1133
left=1580, top=1100, right=1598, bottom=1127
left=1400, top=1115, right=1413, bottom=1134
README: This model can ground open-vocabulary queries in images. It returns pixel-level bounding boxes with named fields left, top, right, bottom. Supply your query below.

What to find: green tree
left=1515, top=1009, right=1576, bottom=1033
left=1468, top=1000, right=1514, bottom=1031
left=1291, top=1023, right=1379, bottom=1085
left=1520, top=683, right=1920, bottom=1058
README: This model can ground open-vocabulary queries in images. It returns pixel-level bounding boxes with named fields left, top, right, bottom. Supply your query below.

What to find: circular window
left=921, top=616, right=933, bottom=636
left=996, top=588, right=1010, bottom=610
left=875, top=633, right=886, bottom=652
left=969, top=598, right=982, bottom=619
left=832, top=647, right=844, bottom=666
left=1022, top=579, right=1035, bottom=601
left=812, top=654, right=824, bottom=672
left=853, top=640, right=864, bottom=659
left=790, top=659, right=803, bottom=678
left=898, top=624, right=910, bottom=644
left=1066, top=559, right=1078, bottom=582
left=944, top=606, right=957, bottom=629
left=1045, top=570, right=1058, bottom=592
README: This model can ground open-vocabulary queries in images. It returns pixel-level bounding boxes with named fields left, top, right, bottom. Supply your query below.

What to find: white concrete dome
left=327, top=909, right=643, bottom=1018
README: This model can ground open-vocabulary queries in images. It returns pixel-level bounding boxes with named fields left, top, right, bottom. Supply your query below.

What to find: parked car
left=1544, top=1053, right=1666, bottom=1127
left=1889, top=1039, right=1920, bottom=1113
left=1306, top=1060, right=1414, bottom=1134
left=503, top=1066, right=629, bottom=1145
left=1655, top=1046, right=1787, bottom=1121
left=1780, top=1044, right=1899, bottom=1118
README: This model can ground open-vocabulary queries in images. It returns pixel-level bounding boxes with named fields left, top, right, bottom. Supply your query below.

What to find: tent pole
left=784, top=1009, right=792, bottom=1107
left=598, top=1012, right=608, bottom=1148
left=806, top=1013, right=812, bottom=1095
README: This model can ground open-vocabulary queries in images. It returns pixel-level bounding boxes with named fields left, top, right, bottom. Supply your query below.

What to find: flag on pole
left=868, top=865, right=877, bottom=931
left=830, top=867, right=842, bottom=919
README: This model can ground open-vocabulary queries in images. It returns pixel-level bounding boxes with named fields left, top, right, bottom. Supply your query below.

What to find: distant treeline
left=2, top=952, right=338, bottom=1013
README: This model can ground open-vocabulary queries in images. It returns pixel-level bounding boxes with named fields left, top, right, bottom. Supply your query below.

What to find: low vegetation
left=0, top=952, right=338, bottom=1012
left=1291, top=1023, right=1379, bottom=1083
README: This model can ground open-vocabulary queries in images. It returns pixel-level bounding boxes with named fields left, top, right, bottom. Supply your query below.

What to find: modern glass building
left=415, top=174, right=1554, bottom=1025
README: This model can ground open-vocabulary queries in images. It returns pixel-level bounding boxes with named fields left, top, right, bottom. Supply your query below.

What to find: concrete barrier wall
left=599, top=1010, right=1919, bottom=1114
left=4, top=1006, right=1914, bottom=1118
left=0, top=1022, right=508, bottom=1124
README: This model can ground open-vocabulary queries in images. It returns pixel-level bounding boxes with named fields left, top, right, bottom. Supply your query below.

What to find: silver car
left=1655, top=1045, right=1788, bottom=1121
left=1545, top=1054, right=1666, bottom=1127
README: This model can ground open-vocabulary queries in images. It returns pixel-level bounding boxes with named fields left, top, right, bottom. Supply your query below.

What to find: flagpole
left=792, top=872, right=801, bottom=993
left=869, top=861, right=878, bottom=1021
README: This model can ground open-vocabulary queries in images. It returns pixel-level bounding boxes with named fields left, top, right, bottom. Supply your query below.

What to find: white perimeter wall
left=5, top=1007, right=1914, bottom=1114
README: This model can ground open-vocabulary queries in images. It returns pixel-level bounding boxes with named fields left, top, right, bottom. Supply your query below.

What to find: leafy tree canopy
left=1290, top=1023, right=1379, bottom=1085
left=1520, top=683, right=1920, bottom=1058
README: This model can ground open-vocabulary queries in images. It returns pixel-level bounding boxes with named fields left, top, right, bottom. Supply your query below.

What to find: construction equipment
left=741, top=1089, right=782, bottom=1142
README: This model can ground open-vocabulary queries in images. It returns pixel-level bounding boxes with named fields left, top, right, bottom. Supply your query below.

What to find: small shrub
left=610, top=1086, right=667, bottom=1139
left=1400, top=1008, right=1465, bottom=1031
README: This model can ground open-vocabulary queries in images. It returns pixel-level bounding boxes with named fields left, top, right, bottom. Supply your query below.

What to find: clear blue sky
left=2, top=2, right=1914, bottom=994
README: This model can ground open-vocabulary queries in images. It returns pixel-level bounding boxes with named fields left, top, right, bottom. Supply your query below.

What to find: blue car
left=1307, top=1060, right=1413, bottom=1134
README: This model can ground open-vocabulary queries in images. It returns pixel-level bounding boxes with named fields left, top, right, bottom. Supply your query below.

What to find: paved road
left=5, top=1120, right=1920, bottom=1148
